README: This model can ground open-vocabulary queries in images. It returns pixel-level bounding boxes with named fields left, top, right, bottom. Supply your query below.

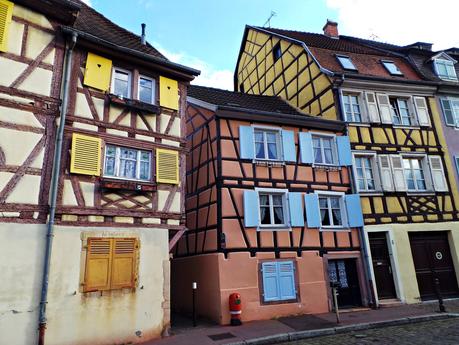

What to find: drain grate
left=208, top=332, right=236, bottom=341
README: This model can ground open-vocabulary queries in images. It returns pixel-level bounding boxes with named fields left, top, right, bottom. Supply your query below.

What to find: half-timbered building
left=234, top=21, right=459, bottom=306
left=0, top=1, right=198, bottom=344
left=172, top=85, right=366, bottom=324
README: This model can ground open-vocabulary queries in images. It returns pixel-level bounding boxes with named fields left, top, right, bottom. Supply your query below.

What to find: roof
left=252, top=26, right=423, bottom=81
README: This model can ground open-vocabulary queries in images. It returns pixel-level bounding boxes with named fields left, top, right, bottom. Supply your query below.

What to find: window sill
left=406, top=191, right=436, bottom=196
left=253, top=159, right=285, bottom=167
left=347, top=122, right=371, bottom=127
left=257, top=226, right=291, bottom=231
left=313, top=164, right=341, bottom=171
left=320, top=227, right=351, bottom=232
left=109, top=94, right=160, bottom=114
left=357, top=191, right=384, bottom=196
left=392, top=125, right=421, bottom=130
left=100, top=178, right=157, bottom=192
left=261, top=297, right=298, bottom=305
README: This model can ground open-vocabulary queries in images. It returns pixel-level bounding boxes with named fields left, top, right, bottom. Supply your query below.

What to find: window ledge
left=313, top=164, right=341, bottom=171
left=320, top=227, right=351, bottom=232
left=392, top=125, right=421, bottom=130
left=406, top=191, right=436, bottom=196
left=257, top=226, right=292, bottom=232
left=100, top=178, right=157, bottom=192
left=348, top=122, right=371, bottom=127
left=357, top=191, right=384, bottom=196
left=253, top=159, right=285, bottom=167
left=109, top=94, right=160, bottom=114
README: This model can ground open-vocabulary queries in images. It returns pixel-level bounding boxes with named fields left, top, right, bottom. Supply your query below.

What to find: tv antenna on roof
left=263, top=11, right=277, bottom=28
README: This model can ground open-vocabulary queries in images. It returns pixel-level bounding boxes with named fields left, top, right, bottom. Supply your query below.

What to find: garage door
left=409, top=232, right=459, bottom=300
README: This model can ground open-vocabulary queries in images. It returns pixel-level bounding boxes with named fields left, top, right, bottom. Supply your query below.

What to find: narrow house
left=0, top=1, right=199, bottom=344
left=172, top=85, right=366, bottom=325
left=234, top=21, right=459, bottom=305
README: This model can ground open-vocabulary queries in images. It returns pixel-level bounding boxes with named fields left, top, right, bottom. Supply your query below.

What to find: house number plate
left=435, top=252, right=443, bottom=260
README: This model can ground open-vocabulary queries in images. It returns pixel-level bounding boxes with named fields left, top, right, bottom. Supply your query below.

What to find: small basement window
left=336, top=55, right=357, bottom=70
left=382, top=60, right=403, bottom=75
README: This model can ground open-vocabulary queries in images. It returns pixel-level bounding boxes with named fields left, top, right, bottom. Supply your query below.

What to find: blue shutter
left=304, top=194, right=321, bottom=228
left=262, top=262, right=280, bottom=302
left=239, top=126, right=255, bottom=159
left=278, top=261, right=296, bottom=300
left=345, top=194, right=364, bottom=227
left=288, top=192, right=304, bottom=227
left=299, top=132, right=313, bottom=164
left=243, top=190, right=259, bottom=227
left=281, top=130, right=296, bottom=162
left=440, top=99, right=455, bottom=126
left=337, top=136, right=352, bottom=166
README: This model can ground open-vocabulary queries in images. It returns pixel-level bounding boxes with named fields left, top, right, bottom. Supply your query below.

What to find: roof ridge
left=190, top=84, right=291, bottom=100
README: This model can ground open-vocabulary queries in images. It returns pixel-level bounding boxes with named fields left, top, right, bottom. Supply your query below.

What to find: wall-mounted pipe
left=38, top=31, right=78, bottom=345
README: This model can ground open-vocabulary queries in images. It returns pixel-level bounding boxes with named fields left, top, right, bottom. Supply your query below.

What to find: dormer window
left=382, top=60, right=403, bottom=76
left=336, top=55, right=357, bottom=71
left=434, top=58, right=457, bottom=81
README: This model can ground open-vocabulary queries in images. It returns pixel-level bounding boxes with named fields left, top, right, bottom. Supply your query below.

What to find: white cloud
left=154, top=43, right=234, bottom=90
left=326, top=0, right=459, bottom=50
left=80, top=0, right=92, bottom=6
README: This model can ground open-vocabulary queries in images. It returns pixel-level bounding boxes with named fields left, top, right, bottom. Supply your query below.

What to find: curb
left=227, top=313, right=457, bottom=345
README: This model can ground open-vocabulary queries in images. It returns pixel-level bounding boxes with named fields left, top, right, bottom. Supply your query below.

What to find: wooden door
left=409, top=232, right=459, bottom=300
left=369, top=232, right=397, bottom=299
left=328, top=259, right=362, bottom=308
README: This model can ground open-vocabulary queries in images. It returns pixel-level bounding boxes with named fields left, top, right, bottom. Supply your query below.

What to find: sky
left=84, top=0, right=459, bottom=90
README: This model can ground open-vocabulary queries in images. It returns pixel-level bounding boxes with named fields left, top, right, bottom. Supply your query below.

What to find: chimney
left=140, top=23, right=146, bottom=45
left=323, top=19, right=339, bottom=38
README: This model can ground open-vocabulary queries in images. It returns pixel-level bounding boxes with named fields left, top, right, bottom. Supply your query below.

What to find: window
left=319, top=195, right=344, bottom=227
left=354, top=155, right=376, bottom=191
left=273, top=43, right=282, bottom=62
left=336, top=55, right=357, bottom=70
left=138, top=75, right=155, bottom=104
left=382, top=60, right=403, bottom=75
left=434, top=59, right=457, bottom=81
left=440, top=98, right=459, bottom=127
left=83, top=237, right=138, bottom=292
left=403, top=157, right=426, bottom=191
left=455, top=156, right=459, bottom=177
left=104, top=145, right=151, bottom=181
left=259, top=192, right=286, bottom=227
left=312, top=135, right=335, bottom=165
left=254, top=128, right=281, bottom=160
left=112, top=68, right=131, bottom=98
left=390, top=98, right=412, bottom=126
left=261, top=261, right=296, bottom=302
left=342, top=93, right=362, bottom=122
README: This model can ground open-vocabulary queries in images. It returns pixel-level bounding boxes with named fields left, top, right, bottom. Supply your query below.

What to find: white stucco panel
left=7, top=21, right=24, bottom=56
left=62, top=179, right=78, bottom=206
left=13, top=5, right=53, bottom=29
left=0, top=128, right=42, bottom=166
left=6, top=174, right=41, bottom=204
left=0, top=57, right=27, bottom=87
left=80, top=181, right=95, bottom=207
left=75, top=92, right=94, bottom=119
left=0, top=106, right=43, bottom=128
left=25, top=27, right=55, bottom=64
left=20, top=68, right=53, bottom=96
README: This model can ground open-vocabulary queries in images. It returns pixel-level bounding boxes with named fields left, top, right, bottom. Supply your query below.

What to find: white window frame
left=336, top=54, right=357, bottom=71
left=390, top=97, right=413, bottom=126
left=342, top=92, right=364, bottom=123
left=103, top=144, right=151, bottom=182
left=137, top=75, right=156, bottom=104
left=255, top=188, right=289, bottom=230
left=434, top=58, right=458, bottom=81
left=352, top=152, right=380, bottom=192
left=381, top=60, right=403, bottom=76
left=111, top=67, right=132, bottom=99
left=441, top=97, right=459, bottom=127
left=252, top=126, right=283, bottom=161
left=311, top=132, right=337, bottom=166
left=315, top=191, right=347, bottom=229
left=401, top=154, right=428, bottom=192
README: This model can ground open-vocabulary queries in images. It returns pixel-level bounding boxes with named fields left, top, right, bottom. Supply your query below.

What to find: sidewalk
left=142, top=300, right=459, bottom=345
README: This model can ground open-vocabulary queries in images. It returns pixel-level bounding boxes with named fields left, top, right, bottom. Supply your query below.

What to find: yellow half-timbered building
left=235, top=21, right=459, bottom=306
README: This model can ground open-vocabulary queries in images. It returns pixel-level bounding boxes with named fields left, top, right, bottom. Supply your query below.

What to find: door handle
left=388, top=266, right=392, bottom=274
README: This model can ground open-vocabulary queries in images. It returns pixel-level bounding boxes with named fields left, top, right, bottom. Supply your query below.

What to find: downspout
left=336, top=73, right=377, bottom=308
left=38, top=31, right=77, bottom=345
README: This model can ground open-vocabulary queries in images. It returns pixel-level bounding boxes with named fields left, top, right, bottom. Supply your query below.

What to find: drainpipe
left=38, top=31, right=78, bottom=345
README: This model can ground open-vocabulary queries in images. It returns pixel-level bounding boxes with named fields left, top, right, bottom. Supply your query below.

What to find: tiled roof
left=188, top=85, right=304, bottom=116
left=72, top=0, right=167, bottom=60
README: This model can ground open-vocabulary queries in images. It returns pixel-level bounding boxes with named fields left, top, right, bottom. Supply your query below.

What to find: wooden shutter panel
left=288, top=192, right=304, bottom=227
left=378, top=155, right=394, bottom=191
left=413, top=96, right=430, bottom=126
left=304, top=193, right=321, bottom=228
left=376, top=94, right=392, bottom=124
left=111, top=238, right=138, bottom=290
left=239, top=126, right=255, bottom=159
left=70, top=133, right=102, bottom=176
left=159, top=76, right=179, bottom=110
left=83, top=52, right=113, bottom=91
left=261, top=262, right=280, bottom=302
left=299, top=132, right=313, bottom=164
left=278, top=261, right=296, bottom=300
left=84, top=238, right=112, bottom=292
left=156, top=149, right=179, bottom=184
left=364, top=92, right=380, bottom=123
left=0, top=0, right=13, bottom=53
left=338, top=89, right=348, bottom=121
left=336, top=136, right=352, bottom=166
left=243, top=190, right=260, bottom=227
left=391, top=155, right=407, bottom=191
left=281, top=130, right=296, bottom=162
left=428, top=156, right=447, bottom=191
left=440, top=99, right=456, bottom=126
left=345, top=194, right=364, bottom=227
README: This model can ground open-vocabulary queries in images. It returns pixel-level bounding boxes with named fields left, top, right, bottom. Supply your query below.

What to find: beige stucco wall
left=0, top=223, right=170, bottom=345
left=365, top=222, right=459, bottom=304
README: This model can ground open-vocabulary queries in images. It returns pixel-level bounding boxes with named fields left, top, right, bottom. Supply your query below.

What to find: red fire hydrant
left=229, top=293, right=242, bottom=326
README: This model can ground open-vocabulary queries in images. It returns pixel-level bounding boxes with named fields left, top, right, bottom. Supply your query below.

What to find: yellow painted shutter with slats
left=156, top=149, right=179, bottom=184
left=159, top=76, right=179, bottom=110
left=0, top=0, right=14, bottom=53
left=70, top=133, right=101, bottom=176
left=84, top=238, right=112, bottom=292
left=83, top=52, right=113, bottom=91
left=111, top=238, right=138, bottom=289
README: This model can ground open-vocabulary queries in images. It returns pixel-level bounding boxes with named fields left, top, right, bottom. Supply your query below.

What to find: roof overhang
left=14, top=0, right=80, bottom=25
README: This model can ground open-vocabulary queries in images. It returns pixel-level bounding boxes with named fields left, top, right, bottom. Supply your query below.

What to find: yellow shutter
left=0, top=0, right=14, bottom=53
left=156, top=149, right=179, bottom=184
left=70, top=133, right=102, bottom=176
left=83, top=52, right=113, bottom=91
left=84, top=238, right=112, bottom=292
left=110, top=238, right=138, bottom=290
left=159, top=76, right=179, bottom=110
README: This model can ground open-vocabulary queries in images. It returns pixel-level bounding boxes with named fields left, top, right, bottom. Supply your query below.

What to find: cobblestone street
left=281, top=318, right=459, bottom=345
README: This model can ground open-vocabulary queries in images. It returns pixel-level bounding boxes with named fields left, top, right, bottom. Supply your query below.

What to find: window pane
left=139, top=79, right=153, bottom=104
left=141, top=151, right=150, bottom=161
left=106, top=145, right=116, bottom=157
left=330, top=197, right=340, bottom=208
left=322, top=138, right=332, bottom=149
left=259, top=195, right=269, bottom=206
left=114, top=77, right=129, bottom=98
left=140, top=161, right=150, bottom=180
left=314, top=148, right=322, bottom=163
left=260, top=207, right=271, bottom=224
left=121, top=149, right=136, bottom=159
left=321, top=209, right=330, bottom=226
left=105, top=156, right=115, bottom=176
left=324, top=148, right=333, bottom=164
left=266, top=132, right=277, bottom=143
left=337, top=56, right=356, bottom=70
left=255, top=142, right=265, bottom=159
left=319, top=197, right=328, bottom=208
left=332, top=209, right=342, bottom=226
left=267, top=143, right=278, bottom=159
left=120, top=159, right=136, bottom=178
left=272, top=195, right=283, bottom=206
left=254, top=131, right=263, bottom=142
left=273, top=206, right=284, bottom=224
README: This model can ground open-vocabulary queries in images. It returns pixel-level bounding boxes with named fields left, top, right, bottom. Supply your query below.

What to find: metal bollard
left=192, top=282, right=198, bottom=326
left=434, top=278, right=446, bottom=313
left=330, top=282, right=340, bottom=323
